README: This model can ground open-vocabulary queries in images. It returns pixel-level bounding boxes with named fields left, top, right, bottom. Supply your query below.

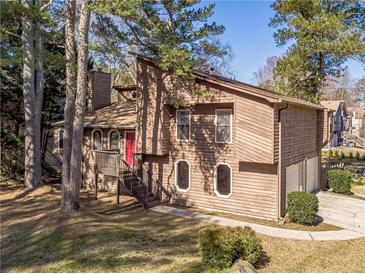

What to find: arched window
left=109, top=130, right=120, bottom=150
left=215, top=163, right=232, bottom=197
left=92, top=129, right=102, bottom=150
left=175, top=160, right=190, bottom=192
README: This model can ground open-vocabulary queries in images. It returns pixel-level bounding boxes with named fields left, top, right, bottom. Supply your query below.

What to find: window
left=92, top=129, right=102, bottom=150
left=109, top=130, right=120, bottom=150
left=59, top=129, right=64, bottom=150
left=175, top=160, right=190, bottom=191
left=215, top=163, right=232, bottom=197
left=215, top=109, right=232, bottom=143
left=176, top=110, right=190, bottom=140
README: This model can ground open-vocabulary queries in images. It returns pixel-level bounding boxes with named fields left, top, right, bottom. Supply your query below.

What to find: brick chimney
left=87, top=71, right=111, bottom=112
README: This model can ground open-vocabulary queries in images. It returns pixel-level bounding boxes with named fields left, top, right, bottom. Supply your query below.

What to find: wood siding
left=279, top=105, right=319, bottom=215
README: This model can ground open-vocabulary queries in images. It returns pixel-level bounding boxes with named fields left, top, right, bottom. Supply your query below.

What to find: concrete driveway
left=317, top=191, right=365, bottom=233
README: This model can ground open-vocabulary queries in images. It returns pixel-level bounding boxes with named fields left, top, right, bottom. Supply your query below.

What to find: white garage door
left=306, top=156, right=318, bottom=192
left=286, top=162, right=302, bottom=195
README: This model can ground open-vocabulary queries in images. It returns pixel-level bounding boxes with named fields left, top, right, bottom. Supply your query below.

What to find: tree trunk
left=22, top=0, right=39, bottom=188
left=61, top=0, right=77, bottom=211
left=34, top=0, right=44, bottom=187
left=68, top=0, right=91, bottom=209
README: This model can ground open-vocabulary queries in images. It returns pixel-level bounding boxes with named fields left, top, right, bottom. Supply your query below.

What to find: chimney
left=87, top=71, right=111, bottom=112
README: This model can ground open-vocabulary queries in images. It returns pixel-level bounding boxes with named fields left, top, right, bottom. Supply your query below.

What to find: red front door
left=125, top=131, right=135, bottom=166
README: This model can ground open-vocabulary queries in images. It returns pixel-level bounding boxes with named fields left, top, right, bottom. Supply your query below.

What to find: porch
left=93, top=150, right=171, bottom=209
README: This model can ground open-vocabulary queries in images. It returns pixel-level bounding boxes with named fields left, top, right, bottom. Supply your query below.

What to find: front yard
left=1, top=182, right=365, bottom=273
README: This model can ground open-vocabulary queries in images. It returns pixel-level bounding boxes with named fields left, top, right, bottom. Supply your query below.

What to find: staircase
left=120, top=160, right=162, bottom=209
left=343, top=132, right=365, bottom=148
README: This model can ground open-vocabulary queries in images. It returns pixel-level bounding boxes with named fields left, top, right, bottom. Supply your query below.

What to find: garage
left=285, top=162, right=303, bottom=195
left=286, top=156, right=319, bottom=198
left=306, top=156, right=318, bottom=192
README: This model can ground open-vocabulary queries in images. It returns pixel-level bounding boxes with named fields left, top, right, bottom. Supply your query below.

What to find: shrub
left=334, top=150, right=339, bottom=158
left=349, top=152, right=354, bottom=159
left=328, top=169, right=352, bottom=195
left=329, top=149, right=333, bottom=158
left=199, top=226, right=263, bottom=270
left=340, top=151, right=345, bottom=159
left=355, top=151, right=360, bottom=160
left=287, top=192, right=319, bottom=225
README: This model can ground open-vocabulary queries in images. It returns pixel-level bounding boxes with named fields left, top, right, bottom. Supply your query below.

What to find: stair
left=120, top=167, right=161, bottom=209
left=343, top=132, right=365, bottom=148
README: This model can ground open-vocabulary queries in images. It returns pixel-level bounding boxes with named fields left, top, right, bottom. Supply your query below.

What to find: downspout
left=277, top=103, right=289, bottom=218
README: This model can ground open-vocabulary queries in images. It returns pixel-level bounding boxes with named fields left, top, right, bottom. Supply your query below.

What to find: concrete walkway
left=316, top=191, right=365, bottom=233
left=151, top=205, right=365, bottom=241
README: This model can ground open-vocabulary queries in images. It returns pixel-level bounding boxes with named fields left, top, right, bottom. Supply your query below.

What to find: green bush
left=287, top=192, right=319, bottom=225
left=355, top=151, right=360, bottom=160
left=334, top=150, right=339, bottom=157
left=349, top=152, right=354, bottom=159
left=199, top=226, right=263, bottom=270
left=328, top=169, right=352, bottom=195
left=329, top=150, right=333, bottom=158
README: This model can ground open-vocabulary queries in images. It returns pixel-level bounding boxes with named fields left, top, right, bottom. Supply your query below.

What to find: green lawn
left=1, top=182, right=365, bottom=273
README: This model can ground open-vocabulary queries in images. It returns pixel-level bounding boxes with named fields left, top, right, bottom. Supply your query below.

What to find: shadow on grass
left=0, top=182, right=208, bottom=272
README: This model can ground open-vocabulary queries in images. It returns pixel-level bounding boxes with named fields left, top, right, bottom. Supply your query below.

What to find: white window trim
left=91, top=129, right=103, bottom=151
left=176, top=109, right=191, bottom=141
left=58, top=128, right=64, bottom=150
left=175, top=159, right=191, bottom=192
left=215, top=109, right=232, bottom=144
left=108, top=129, right=120, bottom=150
left=214, top=162, right=233, bottom=198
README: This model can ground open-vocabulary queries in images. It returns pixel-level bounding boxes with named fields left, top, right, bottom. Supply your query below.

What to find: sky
left=200, top=0, right=365, bottom=84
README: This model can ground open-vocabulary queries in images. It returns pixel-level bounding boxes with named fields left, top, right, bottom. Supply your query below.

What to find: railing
left=94, top=150, right=121, bottom=176
left=136, top=158, right=171, bottom=203
left=120, top=159, right=149, bottom=208
left=343, top=132, right=365, bottom=148
left=94, top=150, right=171, bottom=207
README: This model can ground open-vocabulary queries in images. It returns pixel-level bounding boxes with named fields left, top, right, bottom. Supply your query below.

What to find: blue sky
left=201, top=0, right=365, bottom=84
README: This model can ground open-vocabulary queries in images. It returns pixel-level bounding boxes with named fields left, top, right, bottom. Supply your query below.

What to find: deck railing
left=94, top=150, right=171, bottom=205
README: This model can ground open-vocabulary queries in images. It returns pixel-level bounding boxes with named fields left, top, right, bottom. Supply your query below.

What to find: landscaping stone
left=232, top=259, right=257, bottom=273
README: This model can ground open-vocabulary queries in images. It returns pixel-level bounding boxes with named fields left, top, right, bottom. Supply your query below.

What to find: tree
left=270, top=0, right=365, bottom=102
left=252, top=56, right=279, bottom=90
left=351, top=77, right=365, bottom=107
left=321, top=69, right=354, bottom=106
left=62, top=0, right=91, bottom=210
left=61, top=0, right=77, bottom=210
left=1, top=0, right=65, bottom=181
left=91, top=0, right=229, bottom=81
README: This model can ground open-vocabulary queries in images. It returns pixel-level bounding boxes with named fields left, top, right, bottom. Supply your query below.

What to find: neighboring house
left=52, top=54, right=331, bottom=220
left=320, top=101, right=351, bottom=147
left=348, top=107, right=365, bottom=138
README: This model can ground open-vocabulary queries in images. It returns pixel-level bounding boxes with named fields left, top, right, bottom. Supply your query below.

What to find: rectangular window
left=176, top=110, right=190, bottom=140
left=215, top=109, right=232, bottom=143
left=59, top=129, right=64, bottom=150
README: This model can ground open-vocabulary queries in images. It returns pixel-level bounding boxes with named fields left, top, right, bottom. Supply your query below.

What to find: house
left=52, top=54, right=331, bottom=220
left=320, top=101, right=351, bottom=147
left=348, top=107, right=365, bottom=138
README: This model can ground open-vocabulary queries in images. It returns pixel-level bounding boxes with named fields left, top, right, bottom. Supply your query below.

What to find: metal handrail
left=136, top=158, right=171, bottom=201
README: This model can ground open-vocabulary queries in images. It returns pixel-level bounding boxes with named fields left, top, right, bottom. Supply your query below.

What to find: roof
left=320, top=101, right=343, bottom=111
left=348, top=107, right=365, bottom=119
left=52, top=101, right=136, bottom=129
left=131, top=52, right=324, bottom=110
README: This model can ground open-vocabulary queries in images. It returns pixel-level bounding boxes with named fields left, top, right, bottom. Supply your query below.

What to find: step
left=146, top=200, right=161, bottom=208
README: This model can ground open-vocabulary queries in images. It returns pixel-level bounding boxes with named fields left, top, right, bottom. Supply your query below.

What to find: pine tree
left=270, top=0, right=365, bottom=102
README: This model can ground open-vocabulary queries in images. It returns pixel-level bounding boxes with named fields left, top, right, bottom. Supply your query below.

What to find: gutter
left=277, top=103, right=289, bottom=218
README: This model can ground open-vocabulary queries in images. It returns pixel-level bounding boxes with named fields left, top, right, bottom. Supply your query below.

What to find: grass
left=1, top=181, right=365, bottom=273
left=172, top=205, right=341, bottom=231
left=352, top=184, right=365, bottom=195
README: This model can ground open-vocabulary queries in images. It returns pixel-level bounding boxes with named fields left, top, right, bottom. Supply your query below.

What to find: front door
left=125, top=131, right=135, bottom=166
